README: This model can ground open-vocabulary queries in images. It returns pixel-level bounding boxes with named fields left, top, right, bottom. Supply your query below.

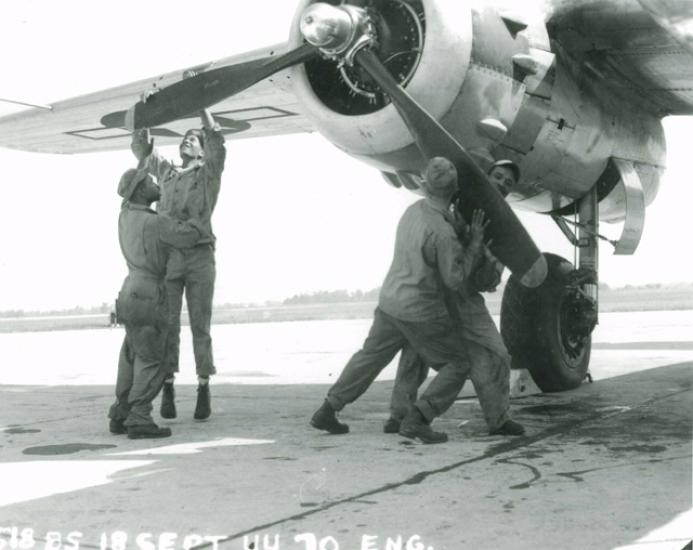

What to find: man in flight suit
left=131, top=110, right=226, bottom=421
left=310, top=157, right=489, bottom=444
left=385, top=160, right=525, bottom=437
left=108, top=168, right=202, bottom=439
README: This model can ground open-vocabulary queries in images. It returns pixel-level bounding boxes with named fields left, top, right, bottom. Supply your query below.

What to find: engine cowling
left=288, top=0, right=473, bottom=172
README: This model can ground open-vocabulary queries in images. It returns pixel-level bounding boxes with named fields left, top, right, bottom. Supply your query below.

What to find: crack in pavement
left=189, top=387, right=691, bottom=548
left=495, top=458, right=543, bottom=490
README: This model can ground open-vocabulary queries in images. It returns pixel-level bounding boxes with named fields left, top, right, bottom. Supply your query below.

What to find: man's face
left=425, top=158, right=458, bottom=200
left=488, top=166, right=517, bottom=198
left=179, top=132, right=203, bottom=160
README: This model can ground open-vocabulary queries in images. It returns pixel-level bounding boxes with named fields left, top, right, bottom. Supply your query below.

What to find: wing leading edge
left=0, top=44, right=313, bottom=154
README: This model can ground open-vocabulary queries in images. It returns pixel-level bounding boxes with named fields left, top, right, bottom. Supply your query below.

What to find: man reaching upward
left=131, top=110, right=226, bottom=421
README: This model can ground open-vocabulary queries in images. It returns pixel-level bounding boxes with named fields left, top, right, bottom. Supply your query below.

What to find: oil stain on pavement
left=23, top=443, right=117, bottom=455
left=3, top=427, right=41, bottom=434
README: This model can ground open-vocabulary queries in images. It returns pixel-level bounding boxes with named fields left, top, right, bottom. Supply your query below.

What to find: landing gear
left=501, top=253, right=596, bottom=391
left=501, top=185, right=600, bottom=392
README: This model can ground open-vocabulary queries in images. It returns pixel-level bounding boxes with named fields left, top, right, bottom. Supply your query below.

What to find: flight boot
left=109, top=418, right=126, bottom=435
left=399, top=408, right=448, bottom=444
left=160, top=381, right=177, bottom=419
left=383, top=417, right=401, bottom=434
left=194, top=383, right=211, bottom=420
left=489, top=419, right=525, bottom=436
left=310, top=400, right=349, bottom=434
left=127, top=423, right=172, bottom=439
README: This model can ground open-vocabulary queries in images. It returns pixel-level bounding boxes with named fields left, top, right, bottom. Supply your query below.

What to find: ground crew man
left=385, top=160, right=525, bottom=437
left=310, top=157, right=488, bottom=444
left=108, top=168, right=202, bottom=439
left=131, top=110, right=226, bottom=421
left=487, top=159, right=519, bottom=199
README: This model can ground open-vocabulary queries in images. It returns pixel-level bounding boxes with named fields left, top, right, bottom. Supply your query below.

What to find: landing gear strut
left=501, top=188, right=599, bottom=392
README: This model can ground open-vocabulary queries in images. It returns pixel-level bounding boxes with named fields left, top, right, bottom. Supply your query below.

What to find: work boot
left=194, top=383, right=211, bottom=420
left=399, top=409, right=448, bottom=444
left=127, top=424, right=172, bottom=439
left=489, top=419, right=525, bottom=436
left=109, top=418, right=126, bottom=435
left=160, top=382, right=177, bottom=419
left=310, top=400, right=349, bottom=434
left=383, top=417, right=401, bottom=434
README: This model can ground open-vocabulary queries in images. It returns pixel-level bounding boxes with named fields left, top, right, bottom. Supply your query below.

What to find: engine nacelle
left=289, top=0, right=664, bottom=224
left=495, top=44, right=666, bottom=222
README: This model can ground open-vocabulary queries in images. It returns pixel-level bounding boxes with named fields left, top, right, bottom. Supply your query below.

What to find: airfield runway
left=0, top=311, right=691, bottom=550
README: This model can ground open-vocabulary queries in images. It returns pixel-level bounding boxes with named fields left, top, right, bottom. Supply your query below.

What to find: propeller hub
left=300, top=3, right=353, bottom=50
left=300, top=3, right=375, bottom=63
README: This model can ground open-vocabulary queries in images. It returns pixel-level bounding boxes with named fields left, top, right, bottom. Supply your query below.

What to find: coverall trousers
left=165, top=245, right=217, bottom=377
left=327, top=308, right=473, bottom=422
left=390, top=341, right=510, bottom=431
left=109, top=324, right=169, bottom=426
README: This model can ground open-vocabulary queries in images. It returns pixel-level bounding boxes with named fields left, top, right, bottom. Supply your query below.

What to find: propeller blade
left=124, top=43, right=318, bottom=131
left=354, top=49, right=547, bottom=288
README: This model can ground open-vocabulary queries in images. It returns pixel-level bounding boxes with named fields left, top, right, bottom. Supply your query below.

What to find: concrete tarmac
left=1, top=360, right=691, bottom=550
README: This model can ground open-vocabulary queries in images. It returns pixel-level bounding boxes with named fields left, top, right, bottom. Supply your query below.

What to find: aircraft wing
left=0, top=44, right=313, bottom=154
left=547, top=0, right=693, bottom=116
left=2, top=1, right=692, bottom=157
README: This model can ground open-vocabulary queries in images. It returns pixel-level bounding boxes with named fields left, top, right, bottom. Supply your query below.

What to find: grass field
left=1, top=285, right=691, bottom=333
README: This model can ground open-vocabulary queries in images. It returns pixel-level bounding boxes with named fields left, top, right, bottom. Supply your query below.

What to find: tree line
left=0, top=302, right=112, bottom=319
left=283, top=288, right=380, bottom=305
left=3, top=282, right=691, bottom=317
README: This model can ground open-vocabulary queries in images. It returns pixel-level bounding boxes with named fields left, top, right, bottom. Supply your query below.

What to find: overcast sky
left=0, top=0, right=692, bottom=312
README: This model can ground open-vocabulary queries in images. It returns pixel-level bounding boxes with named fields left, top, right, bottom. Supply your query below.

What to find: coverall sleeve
left=200, top=127, right=226, bottom=211
left=426, top=227, right=479, bottom=292
left=156, top=215, right=203, bottom=249
left=131, top=129, right=173, bottom=181
left=143, top=150, right=173, bottom=182
left=130, top=129, right=152, bottom=161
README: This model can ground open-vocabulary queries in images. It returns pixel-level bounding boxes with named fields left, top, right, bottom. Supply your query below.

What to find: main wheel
left=501, top=253, right=595, bottom=392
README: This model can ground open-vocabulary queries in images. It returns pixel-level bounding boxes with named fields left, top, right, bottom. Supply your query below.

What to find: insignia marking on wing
left=68, top=106, right=299, bottom=142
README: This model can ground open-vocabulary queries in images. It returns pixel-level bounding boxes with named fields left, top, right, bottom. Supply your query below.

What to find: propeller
left=123, top=43, right=318, bottom=131
left=123, top=1, right=373, bottom=131
left=352, top=47, right=547, bottom=287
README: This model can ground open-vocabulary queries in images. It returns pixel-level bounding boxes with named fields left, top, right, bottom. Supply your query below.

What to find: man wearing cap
left=487, top=159, right=520, bottom=199
left=384, top=160, right=525, bottom=437
left=310, top=157, right=489, bottom=444
left=131, top=109, right=226, bottom=421
left=109, top=168, right=203, bottom=439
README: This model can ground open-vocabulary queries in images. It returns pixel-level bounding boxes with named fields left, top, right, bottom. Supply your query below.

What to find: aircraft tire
left=500, top=253, right=591, bottom=392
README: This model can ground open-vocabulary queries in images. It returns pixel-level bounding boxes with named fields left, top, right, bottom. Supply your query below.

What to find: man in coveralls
left=131, top=110, right=226, bottom=421
left=310, top=157, right=489, bottom=444
left=385, top=160, right=525, bottom=437
left=108, top=168, right=202, bottom=439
